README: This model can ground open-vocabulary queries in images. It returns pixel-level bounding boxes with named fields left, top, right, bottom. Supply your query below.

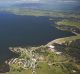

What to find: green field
left=57, top=20, right=80, bottom=27
left=6, top=62, right=80, bottom=74
left=6, top=70, right=31, bottom=74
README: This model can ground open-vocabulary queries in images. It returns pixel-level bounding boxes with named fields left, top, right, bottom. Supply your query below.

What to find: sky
left=0, top=0, right=79, bottom=3
left=0, top=0, right=79, bottom=5
left=0, top=0, right=40, bottom=3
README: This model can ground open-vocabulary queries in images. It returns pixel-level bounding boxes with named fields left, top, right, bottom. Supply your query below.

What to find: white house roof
left=49, top=45, right=55, bottom=49
left=55, top=52, right=62, bottom=55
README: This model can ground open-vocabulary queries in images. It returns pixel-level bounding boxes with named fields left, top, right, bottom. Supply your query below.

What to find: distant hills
left=11, top=2, right=80, bottom=12
left=13, top=3, right=44, bottom=8
left=0, top=1, right=80, bottom=12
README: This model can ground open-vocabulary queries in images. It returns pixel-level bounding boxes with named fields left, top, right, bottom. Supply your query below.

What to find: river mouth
left=0, top=12, right=75, bottom=60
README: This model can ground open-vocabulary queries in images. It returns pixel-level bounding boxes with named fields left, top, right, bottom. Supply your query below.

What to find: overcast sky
left=0, top=0, right=79, bottom=2
left=0, top=0, right=79, bottom=4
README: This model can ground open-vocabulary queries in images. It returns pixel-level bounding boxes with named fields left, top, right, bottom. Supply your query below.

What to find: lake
left=0, top=12, right=74, bottom=60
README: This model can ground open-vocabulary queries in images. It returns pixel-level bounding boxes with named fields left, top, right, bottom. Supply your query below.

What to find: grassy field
left=57, top=20, right=80, bottom=27
left=6, top=62, right=80, bottom=74
left=6, top=70, right=32, bottom=74
left=36, top=62, right=68, bottom=74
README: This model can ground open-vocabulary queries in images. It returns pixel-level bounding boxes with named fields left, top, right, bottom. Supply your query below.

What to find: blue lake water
left=0, top=12, right=74, bottom=59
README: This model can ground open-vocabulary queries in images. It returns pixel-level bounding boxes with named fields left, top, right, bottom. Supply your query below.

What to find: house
left=55, top=52, right=62, bottom=55
left=72, top=70, right=76, bottom=73
left=49, top=45, right=55, bottom=49
left=48, top=45, right=56, bottom=52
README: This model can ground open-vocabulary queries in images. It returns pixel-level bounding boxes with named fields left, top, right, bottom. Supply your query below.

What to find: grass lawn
left=36, top=62, right=79, bottom=74
left=5, top=62, right=72, bottom=74
left=6, top=70, right=32, bottom=74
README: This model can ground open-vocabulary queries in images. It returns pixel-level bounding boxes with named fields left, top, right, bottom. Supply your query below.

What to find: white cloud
left=16, top=0, right=40, bottom=2
left=0, top=0, right=40, bottom=3
left=58, top=0, right=78, bottom=3
left=0, top=0, right=79, bottom=4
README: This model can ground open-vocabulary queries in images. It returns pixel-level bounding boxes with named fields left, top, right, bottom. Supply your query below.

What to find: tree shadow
left=52, top=39, right=80, bottom=63
left=0, top=63, right=10, bottom=73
